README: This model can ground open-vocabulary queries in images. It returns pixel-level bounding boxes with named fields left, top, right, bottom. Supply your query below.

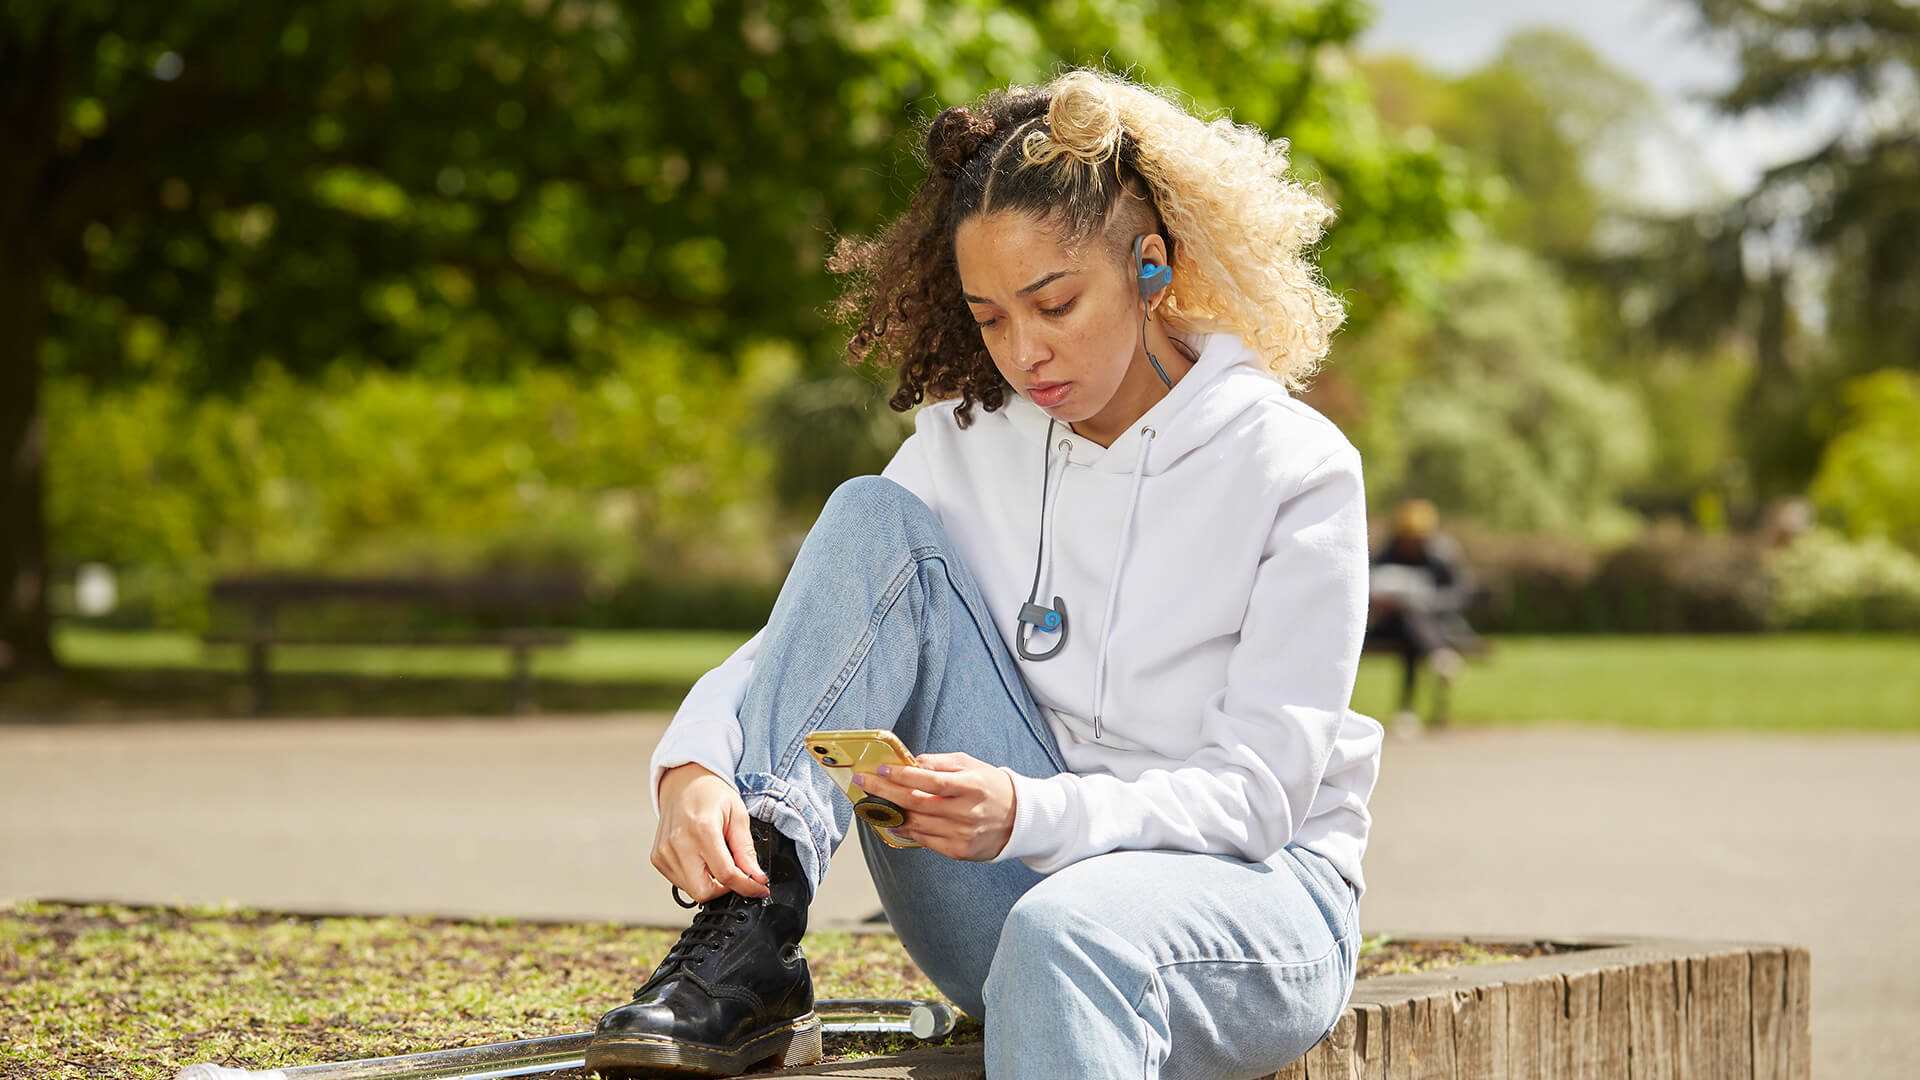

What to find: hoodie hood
left=1001, top=328, right=1283, bottom=475
left=1002, top=329, right=1280, bottom=738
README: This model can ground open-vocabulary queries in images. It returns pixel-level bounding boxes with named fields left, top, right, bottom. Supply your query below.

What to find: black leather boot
left=586, top=815, right=822, bottom=1077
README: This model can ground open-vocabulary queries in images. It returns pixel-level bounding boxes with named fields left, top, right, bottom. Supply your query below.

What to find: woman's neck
left=1069, top=329, right=1199, bottom=447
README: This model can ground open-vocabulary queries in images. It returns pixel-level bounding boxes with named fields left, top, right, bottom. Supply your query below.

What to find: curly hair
left=825, top=65, right=1346, bottom=429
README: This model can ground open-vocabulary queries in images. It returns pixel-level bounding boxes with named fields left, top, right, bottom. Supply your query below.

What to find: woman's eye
left=974, top=298, right=1072, bottom=329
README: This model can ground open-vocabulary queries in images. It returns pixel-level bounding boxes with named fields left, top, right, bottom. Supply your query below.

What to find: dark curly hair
left=824, top=71, right=1173, bottom=429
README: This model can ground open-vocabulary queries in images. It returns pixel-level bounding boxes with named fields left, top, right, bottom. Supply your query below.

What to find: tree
left=1589, top=0, right=1920, bottom=499
left=3, top=0, right=1466, bottom=673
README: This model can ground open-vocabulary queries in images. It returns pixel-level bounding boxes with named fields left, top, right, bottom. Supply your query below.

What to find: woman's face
left=954, top=211, right=1168, bottom=439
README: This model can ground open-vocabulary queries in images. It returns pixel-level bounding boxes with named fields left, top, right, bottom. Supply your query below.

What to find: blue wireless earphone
left=1135, top=233, right=1173, bottom=300
left=1133, top=233, right=1176, bottom=389
left=1016, top=232, right=1177, bottom=663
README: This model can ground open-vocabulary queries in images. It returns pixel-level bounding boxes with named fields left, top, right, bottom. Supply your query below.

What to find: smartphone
left=805, top=729, right=923, bottom=849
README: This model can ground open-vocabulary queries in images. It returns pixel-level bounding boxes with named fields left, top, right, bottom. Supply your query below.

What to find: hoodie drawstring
left=1027, top=423, right=1157, bottom=741
left=1090, top=426, right=1155, bottom=739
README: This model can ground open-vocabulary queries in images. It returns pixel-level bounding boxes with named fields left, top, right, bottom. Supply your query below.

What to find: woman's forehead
left=955, top=214, right=1098, bottom=290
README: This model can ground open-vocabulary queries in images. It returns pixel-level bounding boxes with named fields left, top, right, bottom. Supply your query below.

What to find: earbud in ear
left=1133, top=232, right=1173, bottom=301
left=1137, top=261, right=1172, bottom=299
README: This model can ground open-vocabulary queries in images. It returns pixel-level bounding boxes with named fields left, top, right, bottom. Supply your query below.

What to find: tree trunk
left=1, top=243, right=57, bottom=676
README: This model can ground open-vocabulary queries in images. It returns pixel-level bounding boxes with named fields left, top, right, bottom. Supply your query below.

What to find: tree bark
left=0, top=242, right=57, bottom=676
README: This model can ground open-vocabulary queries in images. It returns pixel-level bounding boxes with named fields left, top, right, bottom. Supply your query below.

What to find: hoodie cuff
left=991, top=767, right=1072, bottom=863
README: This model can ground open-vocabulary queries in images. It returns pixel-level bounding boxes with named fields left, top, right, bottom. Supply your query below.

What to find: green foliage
left=1767, top=527, right=1920, bottom=632
left=15, top=1, right=1465, bottom=393
left=1809, top=369, right=1920, bottom=554
left=1368, top=235, right=1652, bottom=539
left=1448, top=520, right=1771, bottom=634
left=1596, top=0, right=1920, bottom=503
left=1587, top=524, right=1773, bottom=633
left=1445, top=518, right=1920, bottom=634
left=1619, top=342, right=1756, bottom=515
left=8, top=0, right=1475, bottom=654
left=46, top=339, right=794, bottom=630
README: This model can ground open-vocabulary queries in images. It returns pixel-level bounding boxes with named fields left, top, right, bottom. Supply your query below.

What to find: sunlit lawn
left=1353, top=633, right=1918, bottom=731
left=38, top=626, right=1920, bottom=732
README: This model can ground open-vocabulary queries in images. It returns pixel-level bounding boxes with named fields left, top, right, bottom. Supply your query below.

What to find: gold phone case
left=804, top=729, right=923, bottom=849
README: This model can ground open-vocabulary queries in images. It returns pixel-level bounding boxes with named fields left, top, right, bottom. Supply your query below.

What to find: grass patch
left=2, top=901, right=1544, bottom=1079
left=14, top=627, right=1914, bottom=731
left=1354, top=633, right=1920, bottom=731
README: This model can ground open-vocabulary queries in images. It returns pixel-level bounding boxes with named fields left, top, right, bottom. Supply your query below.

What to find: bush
left=1765, top=527, right=1920, bottom=631
left=582, top=574, right=783, bottom=631
left=1437, top=521, right=1602, bottom=633
left=1439, top=519, right=1772, bottom=633
left=46, top=339, right=793, bottom=631
left=1810, top=368, right=1920, bottom=555
left=1587, top=523, right=1772, bottom=632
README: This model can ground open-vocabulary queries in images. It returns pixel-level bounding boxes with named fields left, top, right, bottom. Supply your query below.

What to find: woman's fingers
left=664, top=849, right=720, bottom=902
left=698, top=828, right=767, bottom=898
left=855, top=769, right=951, bottom=806
left=722, top=812, right=771, bottom=891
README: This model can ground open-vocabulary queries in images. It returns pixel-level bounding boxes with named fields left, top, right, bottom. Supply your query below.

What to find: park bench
left=203, top=572, right=586, bottom=715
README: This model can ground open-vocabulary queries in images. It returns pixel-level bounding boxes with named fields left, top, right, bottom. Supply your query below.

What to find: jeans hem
left=736, top=771, right=830, bottom=898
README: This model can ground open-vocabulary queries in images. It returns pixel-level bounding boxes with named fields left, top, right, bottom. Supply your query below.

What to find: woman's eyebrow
left=963, top=269, right=1078, bottom=304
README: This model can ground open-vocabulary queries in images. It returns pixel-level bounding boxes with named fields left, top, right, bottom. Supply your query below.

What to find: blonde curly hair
left=827, top=64, right=1346, bottom=426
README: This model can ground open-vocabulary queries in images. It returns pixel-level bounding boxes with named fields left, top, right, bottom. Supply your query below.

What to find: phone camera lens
left=821, top=755, right=838, bottom=766
left=811, top=745, right=828, bottom=754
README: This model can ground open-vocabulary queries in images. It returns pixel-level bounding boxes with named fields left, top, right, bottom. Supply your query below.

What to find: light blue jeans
left=732, top=475, right=1360, bottom=1079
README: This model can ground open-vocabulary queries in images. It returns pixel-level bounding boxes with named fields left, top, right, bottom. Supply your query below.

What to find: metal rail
left=175, top=999, right=957, bottom=1079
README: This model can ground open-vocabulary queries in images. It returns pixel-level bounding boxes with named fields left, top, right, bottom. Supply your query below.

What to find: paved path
left=3, top=716, right=1911, bottom=1076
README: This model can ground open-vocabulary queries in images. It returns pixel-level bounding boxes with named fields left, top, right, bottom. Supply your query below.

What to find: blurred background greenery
left=3, top=0, right=1915, bottom=720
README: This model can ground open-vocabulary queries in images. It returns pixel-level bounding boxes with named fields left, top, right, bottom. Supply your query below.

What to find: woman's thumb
left=726, top=810, right=769, bottom=882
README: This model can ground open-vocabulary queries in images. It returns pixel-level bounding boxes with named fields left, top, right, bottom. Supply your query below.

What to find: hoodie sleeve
left=650, top=626, right=763, bottom=821
left=649, top=430, right=941, bottom=821
left=990, top=444, right=1369, bottom=873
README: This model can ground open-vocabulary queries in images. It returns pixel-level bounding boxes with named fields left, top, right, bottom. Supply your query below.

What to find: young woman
left=586, top=66, right=1385, bottom=1080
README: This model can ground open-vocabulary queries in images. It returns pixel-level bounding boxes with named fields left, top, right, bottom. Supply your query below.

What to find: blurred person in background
left=1365, top=498, right=1483, bottom=735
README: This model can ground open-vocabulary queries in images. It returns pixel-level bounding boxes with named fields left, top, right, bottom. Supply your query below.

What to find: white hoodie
left=650, top=329, right=1385, bottom=899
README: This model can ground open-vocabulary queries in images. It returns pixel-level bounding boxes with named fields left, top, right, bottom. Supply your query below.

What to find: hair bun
left=1039, top=70, right=1124, bottom=167
left=928, top=105, right=998, bottom=180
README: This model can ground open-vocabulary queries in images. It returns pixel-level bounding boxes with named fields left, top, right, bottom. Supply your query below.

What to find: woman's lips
left=1030, top=382, right=1071, bottom=406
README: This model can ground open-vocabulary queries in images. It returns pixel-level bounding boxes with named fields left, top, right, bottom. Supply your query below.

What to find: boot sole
left=585, top=1012, right=824, bottom=1077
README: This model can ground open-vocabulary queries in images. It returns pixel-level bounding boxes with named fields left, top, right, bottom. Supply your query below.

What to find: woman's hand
left=851, top=751, right=1017, bottom=862
left=651, top=763, right=772, bottom=902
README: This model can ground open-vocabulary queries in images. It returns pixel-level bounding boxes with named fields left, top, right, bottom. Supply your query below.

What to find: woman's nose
left=1009, top=320, right=1049, bottom=370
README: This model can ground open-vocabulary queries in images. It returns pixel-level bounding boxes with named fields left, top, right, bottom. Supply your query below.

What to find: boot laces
left=637, top=887, right=771, bottom=992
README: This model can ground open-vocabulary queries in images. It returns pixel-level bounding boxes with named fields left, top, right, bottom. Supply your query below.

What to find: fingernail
left=876, top=764, right=892, bottom=776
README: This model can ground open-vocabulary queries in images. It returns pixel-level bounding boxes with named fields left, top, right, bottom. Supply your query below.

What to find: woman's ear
left=1136, top=231, right=1172, bottom=316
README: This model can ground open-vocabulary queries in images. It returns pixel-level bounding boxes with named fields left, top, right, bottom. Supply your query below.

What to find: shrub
left=46, top=340, right=788, bottom=631
left=1765, top=527, right=1920, bottom=631
left=1435, top=521, right=1602, bottom=633
left=1588, top=523, right=1772, bottom=632
left=1810, top=368, right=1920, bottom=555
